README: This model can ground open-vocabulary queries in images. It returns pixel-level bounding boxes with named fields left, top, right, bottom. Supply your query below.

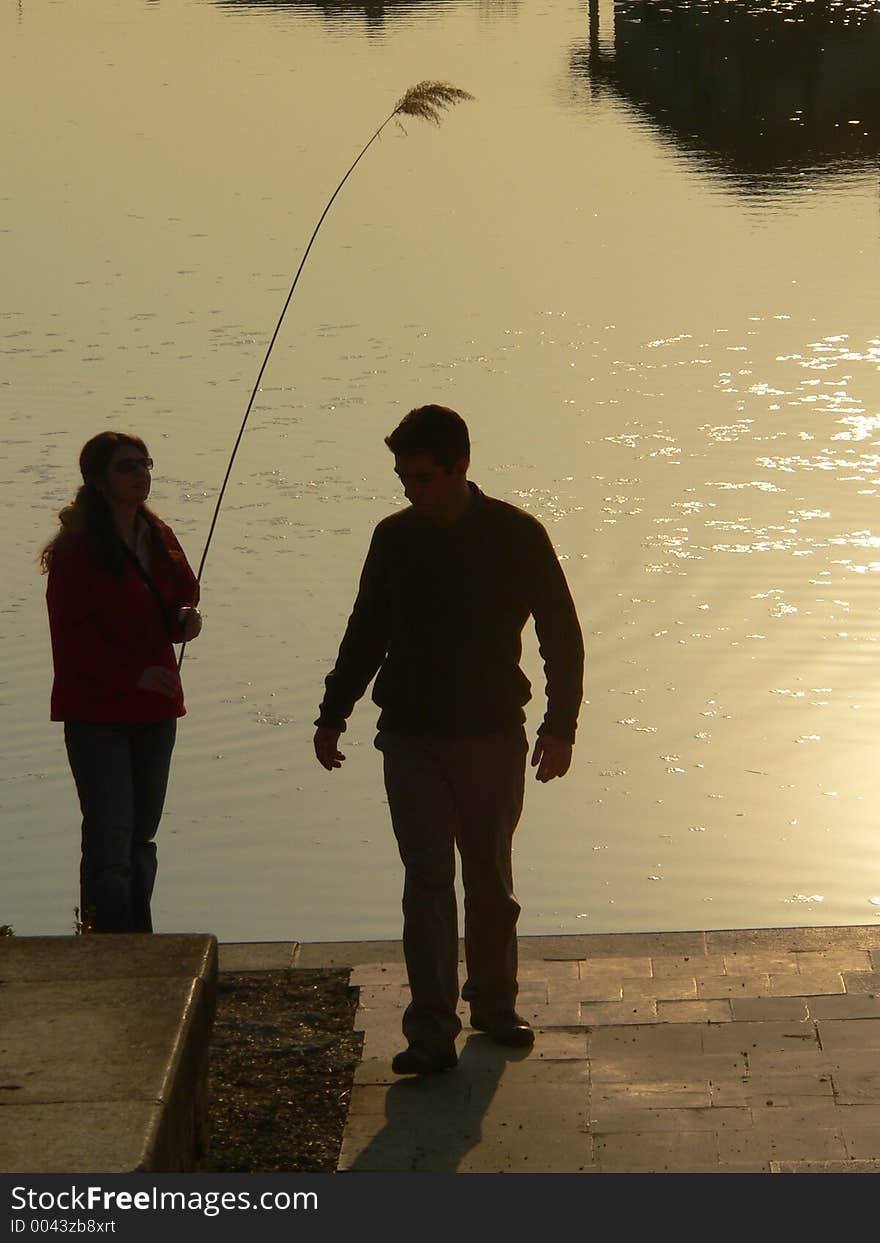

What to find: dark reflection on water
left=572, top=0, right=880, bottom=193
left=210, top=0, right=460, bottom=20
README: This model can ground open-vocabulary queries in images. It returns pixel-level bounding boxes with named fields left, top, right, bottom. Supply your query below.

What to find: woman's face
left=102, top=442, right=152, bottom=507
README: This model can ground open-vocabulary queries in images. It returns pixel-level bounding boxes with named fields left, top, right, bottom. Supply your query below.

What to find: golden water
left=4, top=0, right=880, bottom=940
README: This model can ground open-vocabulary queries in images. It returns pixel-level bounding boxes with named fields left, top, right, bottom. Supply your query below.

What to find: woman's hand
left=138, top=665, right=182, bottom=699
left=177, top=607, right=202, bottom=642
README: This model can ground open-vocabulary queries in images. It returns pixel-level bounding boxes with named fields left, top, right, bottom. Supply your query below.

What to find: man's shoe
left=391, top=1041, right=458, bottom=1075
left=470, top=1010, right=535, bottom=1048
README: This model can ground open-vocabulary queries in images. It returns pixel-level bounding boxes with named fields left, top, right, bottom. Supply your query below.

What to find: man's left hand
left=531, top=733, right=573, bottom=782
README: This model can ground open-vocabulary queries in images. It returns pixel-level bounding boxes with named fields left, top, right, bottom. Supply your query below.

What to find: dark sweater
left=316, top=483, right=584, bottom=742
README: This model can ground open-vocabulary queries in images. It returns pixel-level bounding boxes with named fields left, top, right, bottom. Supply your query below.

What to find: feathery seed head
left=395, top=81, right=475, bottom=126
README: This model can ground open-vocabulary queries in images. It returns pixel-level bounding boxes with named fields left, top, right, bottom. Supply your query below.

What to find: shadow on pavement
left=346, top=1034, right=532, bottom=1172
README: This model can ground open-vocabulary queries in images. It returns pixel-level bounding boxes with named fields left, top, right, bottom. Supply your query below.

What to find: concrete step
left=0, top=934, right=217, bottom=1174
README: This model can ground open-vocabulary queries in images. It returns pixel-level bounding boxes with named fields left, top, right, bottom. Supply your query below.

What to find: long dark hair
left=40, top=431, right=173, bottom=577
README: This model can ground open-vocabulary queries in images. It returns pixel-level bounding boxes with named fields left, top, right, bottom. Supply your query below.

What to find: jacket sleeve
left=46, top=548, right=146, bottom=697
left=528, top=523, right=585, bottom=744
left=315, top=530, right=390, bottom=732
left=159, top=523, right=200, bottom=642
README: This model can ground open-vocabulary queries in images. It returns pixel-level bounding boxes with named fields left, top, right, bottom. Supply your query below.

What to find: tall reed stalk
left=178, top=82, right=473, bottom=671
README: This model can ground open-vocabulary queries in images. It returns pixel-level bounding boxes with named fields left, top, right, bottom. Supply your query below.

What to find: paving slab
left=709, top=1072, right=834, bottom=1108
left=316, top=924, right=880, bottom=1173
left=580, top=999, right=659, bottom=1025
left=527, top=1030, right=591, bottom=1059
left=730, top=996, right=810, bottom=1022
left=589, top=1021, right=704, bottom=1057
left=526, top=960, right=580, bottom=980
left=578, top=982, right=624, bottom=1003
left=817, top=1017, right=880, bottom=1052
left=650, top=954, right=726, bottom=978
left=807, top=994, right=880, bottom=1020
left=828, top=1070, right=880, bottom=1105
left=579, top=955, right=654, bottom=978
left=787, top=971, right=847, bottom=995
left=720, top=953, right=800, bottom=975
left=834, top=1122, right=880, bottom=1159
left=719, top=1110, right=849, bottom=1164
left=771, top=1158, right=880, bottom=1172
left=697, top=973, right=772, bottom=998
left=794, top=949, right=873, bottom=971
left=841, top=971, right=880, bottom=994
left=519, top=999, right=583, bottom=1025
left=0, top=934, right=217, bottom=1173
left=217, top=941, right=298, bottom=972
left=698, top=1019, right=820, bottom=1056
left=623, top=978, right=698, bottom=1002
left=594, top=1128, right=722, bottom=1172
left=592, top=1081, right=713, bottom=1110
left=656, top=999, right=732, bottom=1023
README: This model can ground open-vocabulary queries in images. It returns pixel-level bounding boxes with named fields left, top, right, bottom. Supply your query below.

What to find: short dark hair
left=384, top=405, right=470, bottom=472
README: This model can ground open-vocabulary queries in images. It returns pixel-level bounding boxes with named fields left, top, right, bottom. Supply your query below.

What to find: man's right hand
left=314, top=726, right=346, bottom=771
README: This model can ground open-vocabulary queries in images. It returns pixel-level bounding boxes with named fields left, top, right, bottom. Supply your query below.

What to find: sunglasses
left=113, top=457, right=153, bottom=474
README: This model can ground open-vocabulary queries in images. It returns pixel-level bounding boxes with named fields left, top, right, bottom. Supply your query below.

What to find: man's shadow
left=346, top=1034, right=531, bottom=1172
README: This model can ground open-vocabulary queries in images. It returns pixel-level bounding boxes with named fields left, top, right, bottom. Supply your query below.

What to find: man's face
left=394, top=453, right=468, bottom=522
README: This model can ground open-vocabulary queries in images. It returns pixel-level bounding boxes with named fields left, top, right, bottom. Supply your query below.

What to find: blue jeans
left=64, top=720, right=177, bottom=933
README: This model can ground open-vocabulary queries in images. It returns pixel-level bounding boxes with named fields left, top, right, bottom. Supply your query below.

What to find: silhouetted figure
left=42, top=432, right=202, bottom=933
left=314, top=405, right=584, bottom=1074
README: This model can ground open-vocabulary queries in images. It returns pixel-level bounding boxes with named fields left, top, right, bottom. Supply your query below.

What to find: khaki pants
left=376, top=727, right=528, bottom=1047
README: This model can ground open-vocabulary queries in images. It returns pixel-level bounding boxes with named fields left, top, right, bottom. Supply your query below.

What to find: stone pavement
left=319, top=926, right=880, bottom=1173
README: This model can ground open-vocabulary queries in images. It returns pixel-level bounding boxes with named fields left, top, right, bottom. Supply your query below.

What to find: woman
left=42, top=432, right=202, bottom=933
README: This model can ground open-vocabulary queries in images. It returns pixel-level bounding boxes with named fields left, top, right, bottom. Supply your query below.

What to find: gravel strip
left=202, top=968, right=362, bottom=1172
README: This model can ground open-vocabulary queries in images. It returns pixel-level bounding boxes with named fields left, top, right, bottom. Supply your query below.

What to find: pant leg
left=129, top=719, right=177, bottom=933
left=448, top=727, right=528, bottom=1017
left=376, top=731, right=463, bottom=1047
left=64, top=721, right=137, bottom=933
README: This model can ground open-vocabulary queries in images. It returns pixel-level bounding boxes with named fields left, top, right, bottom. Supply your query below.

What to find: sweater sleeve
left=528, top=523, right=585, bottom=744
left=46, top=548, right=145, bottom=698
left=315, top=529, right=391, bottom=732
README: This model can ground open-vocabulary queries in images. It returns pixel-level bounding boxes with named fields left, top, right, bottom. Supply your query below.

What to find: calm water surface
left=4, top=0, right=880, bottom=941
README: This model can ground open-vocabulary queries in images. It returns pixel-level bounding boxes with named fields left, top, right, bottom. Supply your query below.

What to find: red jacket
left=46, top=518, right=199, bottom=722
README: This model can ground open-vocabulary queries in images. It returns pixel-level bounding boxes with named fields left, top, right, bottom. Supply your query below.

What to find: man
left=314, top=405, right=584, bottom=1075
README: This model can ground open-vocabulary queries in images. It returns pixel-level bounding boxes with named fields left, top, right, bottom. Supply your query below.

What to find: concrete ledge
left=0, top=934, right=217, bottom=1174
left=295, top=940, right=407, bottom=968
left=294, top=926, right=880, bottom=968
